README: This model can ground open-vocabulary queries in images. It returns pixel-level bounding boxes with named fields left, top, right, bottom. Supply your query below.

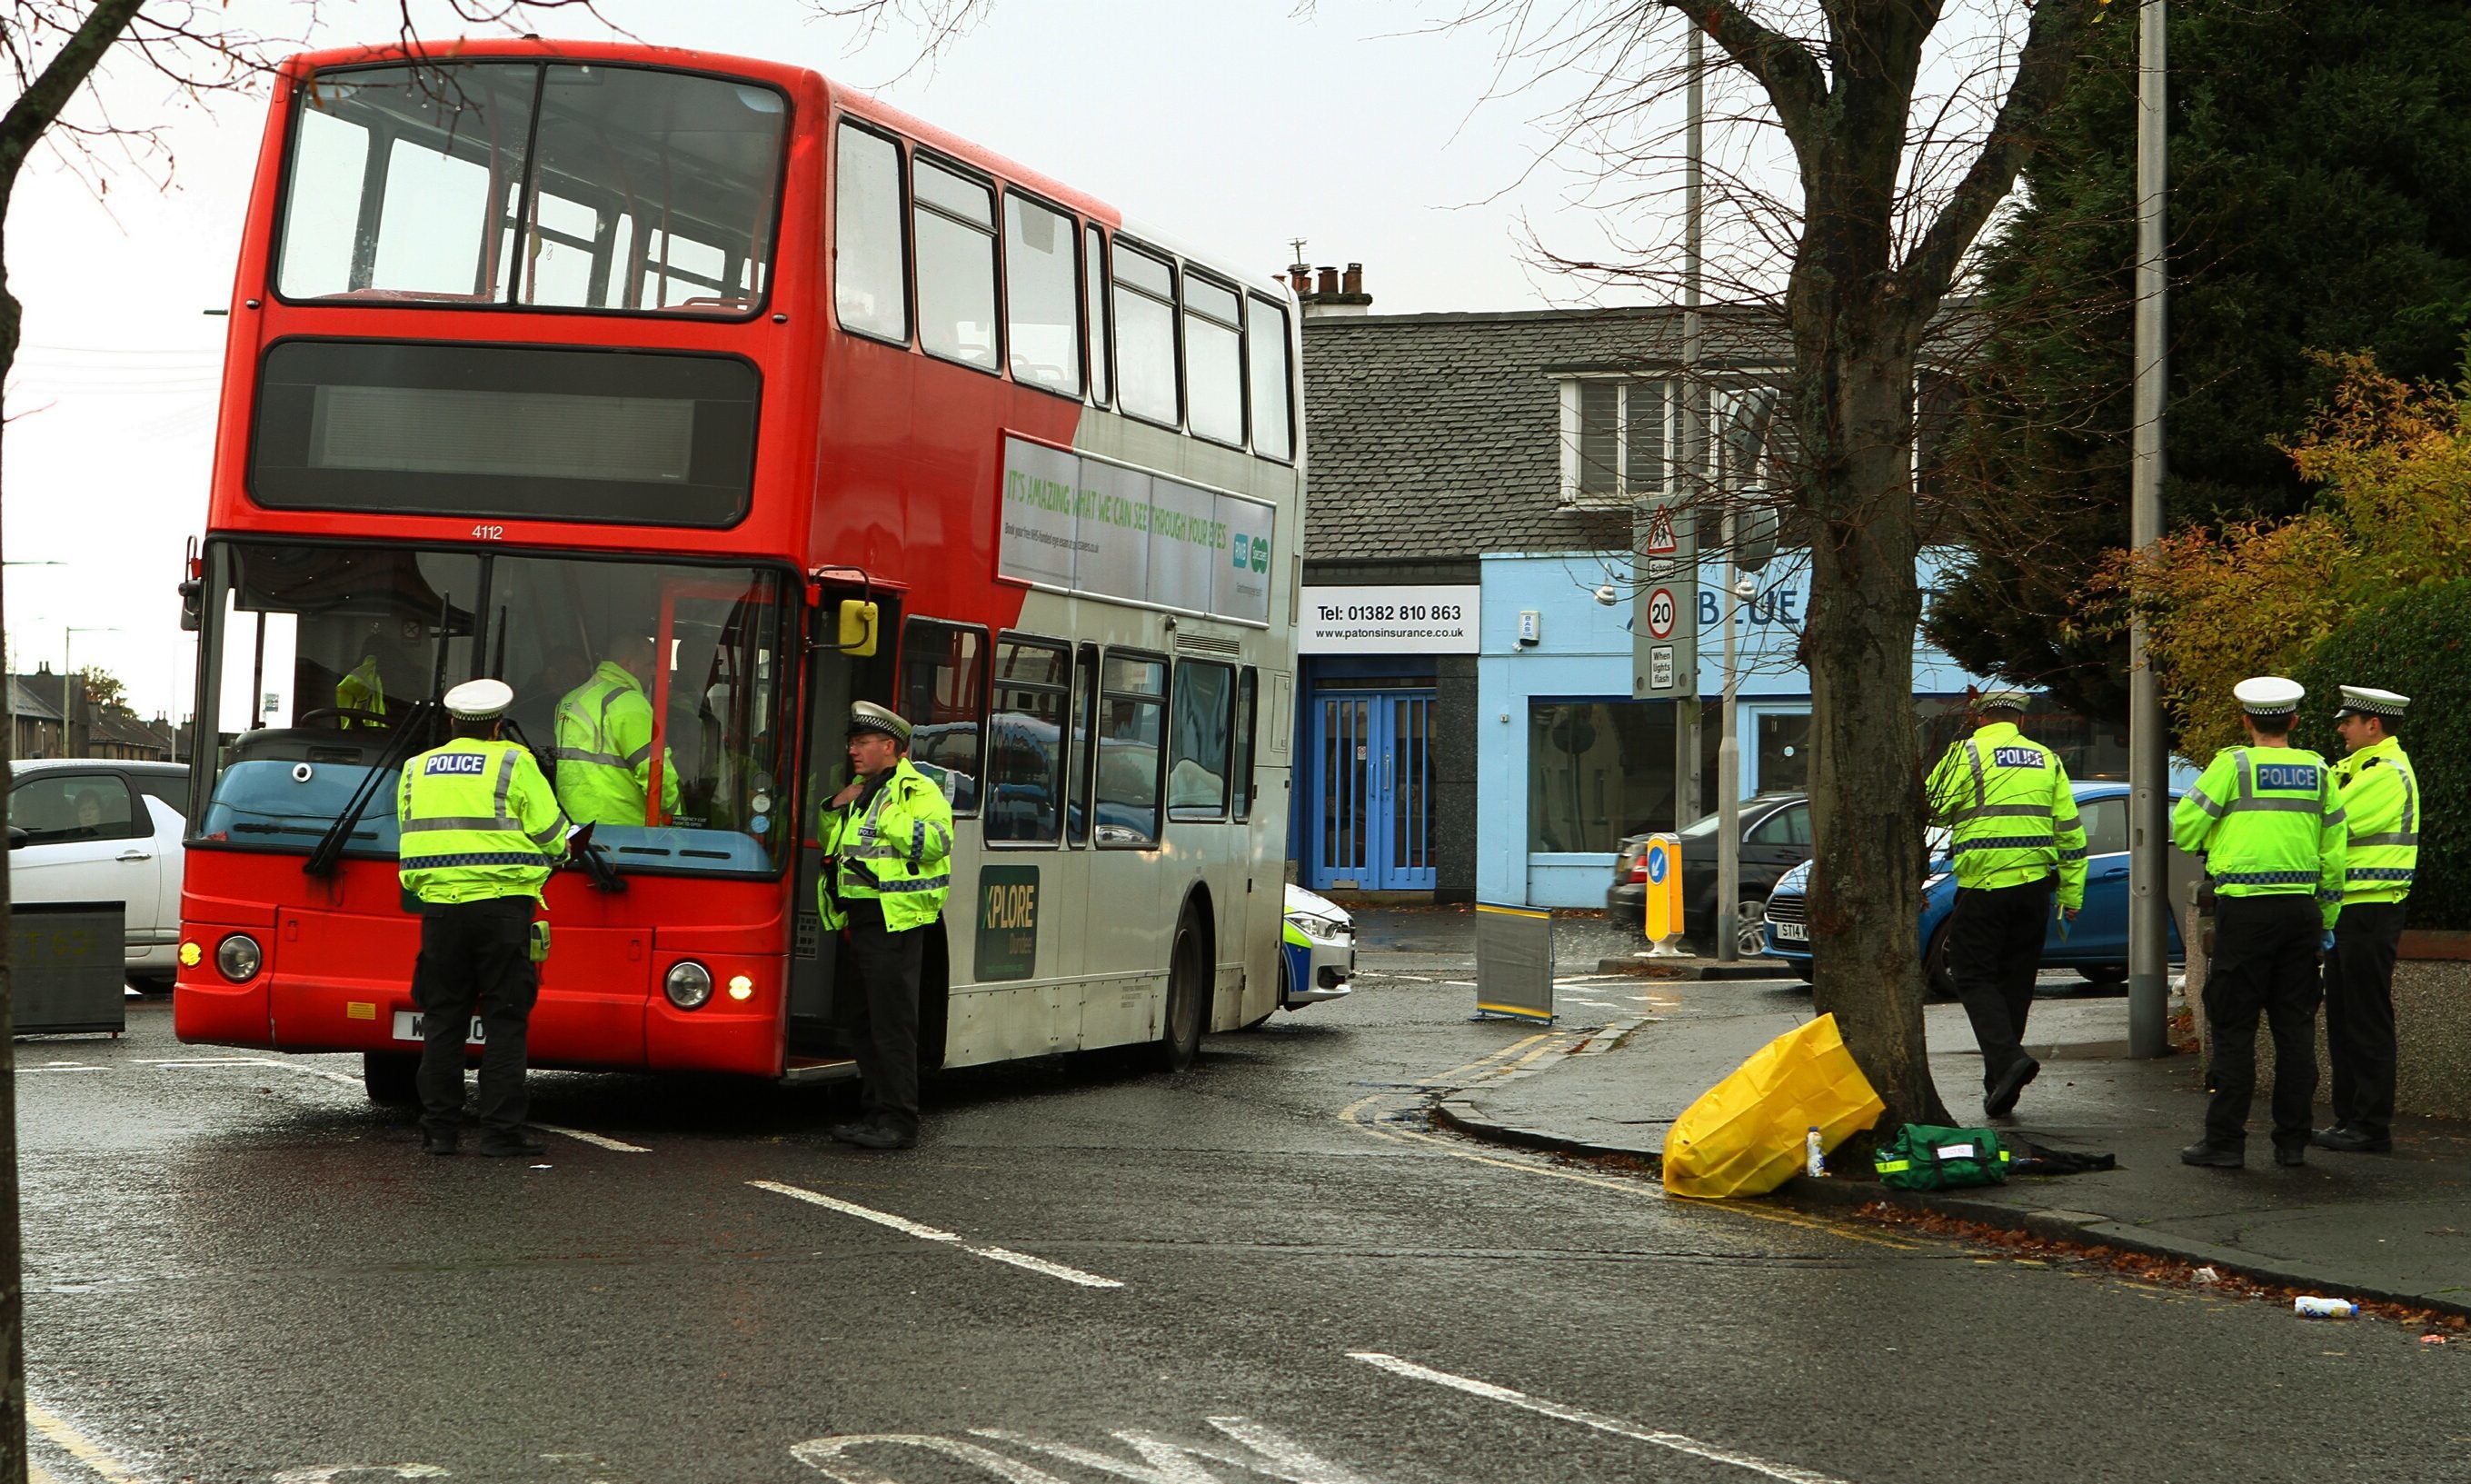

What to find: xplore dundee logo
left=1251, top=535, right=1269, bottom=573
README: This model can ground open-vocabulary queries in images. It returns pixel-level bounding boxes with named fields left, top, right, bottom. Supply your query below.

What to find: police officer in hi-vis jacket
left=397, top=678, right=570, bottom=1158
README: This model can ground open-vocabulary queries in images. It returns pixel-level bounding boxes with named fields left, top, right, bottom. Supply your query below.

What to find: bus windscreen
left=192, top=540, right=794, bottom=879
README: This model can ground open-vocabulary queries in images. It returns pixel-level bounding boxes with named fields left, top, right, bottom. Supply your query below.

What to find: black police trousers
left=1946, top=877, right=2054, bottom=1090
left=840, top=898, right=924, bottom=1132
left=409, top=895, right=540, bottom=1143
left=2203, top=892, right=2323, bottom=1152
left=2325, top=900, right=2406, bottom=1140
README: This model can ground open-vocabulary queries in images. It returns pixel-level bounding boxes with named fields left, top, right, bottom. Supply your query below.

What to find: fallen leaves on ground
left=1854, top=1200, right=2468, bottom=1337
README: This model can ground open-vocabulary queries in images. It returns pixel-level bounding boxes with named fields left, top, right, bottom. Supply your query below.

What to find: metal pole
left=1675, top=20, right=1705, bottom=840
left=1717, top=493, right=1741, bottom=961
left=2127, top=0, right=2170, bottom=1057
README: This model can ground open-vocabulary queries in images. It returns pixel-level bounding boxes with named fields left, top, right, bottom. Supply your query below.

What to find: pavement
left=1429, top=966, right=2471, bottom=1317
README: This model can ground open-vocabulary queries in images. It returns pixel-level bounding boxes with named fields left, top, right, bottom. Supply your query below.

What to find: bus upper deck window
left=276, top=63, right=786, bottom=316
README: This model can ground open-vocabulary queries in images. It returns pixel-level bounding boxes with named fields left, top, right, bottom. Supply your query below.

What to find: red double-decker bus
left=173, top=38, right=1306, bottom=1099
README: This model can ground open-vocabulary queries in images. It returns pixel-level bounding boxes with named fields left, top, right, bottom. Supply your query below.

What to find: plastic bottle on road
left=2294, top=1296, right=2358, bottom=1320
left=1805, top=1126, right=1826, bottom=1178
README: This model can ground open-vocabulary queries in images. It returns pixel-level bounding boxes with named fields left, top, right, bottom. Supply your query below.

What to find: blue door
left=1310, top=691, right=1436, bottom=891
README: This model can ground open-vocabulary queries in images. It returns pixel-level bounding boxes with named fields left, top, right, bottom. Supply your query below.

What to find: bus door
left=786, top=587, right=899, bottom=1057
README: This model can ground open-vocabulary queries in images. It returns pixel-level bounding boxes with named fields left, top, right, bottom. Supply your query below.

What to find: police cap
left=2336, top=685, right=2409, bottom=720
left=848, top=701, right=912, bottom=743
left=2232, top=675, right=2304, bottom=718
left=1974, top=688, right=2031, bottom=713
left=443, top=678, right=514, bottom=721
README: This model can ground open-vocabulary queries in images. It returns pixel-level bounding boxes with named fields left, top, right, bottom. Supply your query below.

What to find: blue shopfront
left=1478, top=550, right=2005, bottom=909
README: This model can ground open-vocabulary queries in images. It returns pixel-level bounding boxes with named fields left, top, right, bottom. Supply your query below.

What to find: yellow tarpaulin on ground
left=1661, top=1012, right=1885, bottom=1199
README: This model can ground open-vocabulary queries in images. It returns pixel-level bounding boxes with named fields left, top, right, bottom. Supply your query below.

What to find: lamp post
left=64, top=627, right=119, bottom=757
left=2127, top=0, right=2170, bottom=1058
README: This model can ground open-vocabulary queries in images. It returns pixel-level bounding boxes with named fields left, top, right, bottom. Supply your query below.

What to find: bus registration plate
left=391, top=1011, right=485, bottom=1044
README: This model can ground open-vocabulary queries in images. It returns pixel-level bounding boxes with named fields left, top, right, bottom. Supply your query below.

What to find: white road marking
left=1349, top=1352, right=1853, bottom=1484
left=534, top=1124, right=650, bottom=1153
left=751, top=1180, right=1123, bottom=1290
left=22, top=1065, right=107, bottom=1073
left=137, top=1057, right=267, bottom=1066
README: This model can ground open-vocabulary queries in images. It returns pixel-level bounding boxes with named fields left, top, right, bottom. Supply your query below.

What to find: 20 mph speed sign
left=1644, top=586, right=1679, bottom=641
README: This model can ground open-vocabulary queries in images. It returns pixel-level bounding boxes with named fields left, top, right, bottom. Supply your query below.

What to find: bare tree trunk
left=0, top=274, right=26, bottom=1484
left=2, top=8, right=155, bottom=1474
left=1801, top=344, right=1948, bottom=1128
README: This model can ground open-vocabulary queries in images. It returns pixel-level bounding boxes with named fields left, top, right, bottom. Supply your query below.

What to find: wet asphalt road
left=18, top=929, right=2471, bottom=1484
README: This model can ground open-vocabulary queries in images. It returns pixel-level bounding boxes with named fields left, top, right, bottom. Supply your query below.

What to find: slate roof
left=1299, top=304, right=1789, bottom=562
left=6, top=677, right=64, bottom=722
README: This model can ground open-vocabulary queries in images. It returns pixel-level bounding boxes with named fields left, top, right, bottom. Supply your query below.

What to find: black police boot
left=1984, top=1056, right=2040, bottom=1120
left=2274, top=1143, right=2307, bottom=1168
left=477, top=1130, right=548, bottom=1158
left=421, top=1132, right=460, bottom=1157
left=2178, top=1140, right=2244, bottom=1169
left=2312, top=1124, right=2391, bottom=1153
left=840, top=1120, right=918, bottom=1150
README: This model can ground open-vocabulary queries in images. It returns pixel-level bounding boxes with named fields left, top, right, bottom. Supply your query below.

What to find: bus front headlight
left=215, top=934, right=263, bottom=982
left=664, top=961, right=715, bottom=1010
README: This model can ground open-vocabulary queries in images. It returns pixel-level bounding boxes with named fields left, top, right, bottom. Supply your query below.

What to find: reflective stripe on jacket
left=1925, top=722, right=2088, bottom=909
left=552, top=662, right=682, bottom=827
left=2171, top=743, right=2347, bottom=929
left=2333, top=736, right=2416, bottom=906
left=817, top=758, right=955, bottom=934
left=396, top=739, right=570, bottom=905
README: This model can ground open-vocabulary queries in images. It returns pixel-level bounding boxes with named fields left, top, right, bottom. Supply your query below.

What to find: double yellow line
left=27, top=1401, right=144, bottom=1484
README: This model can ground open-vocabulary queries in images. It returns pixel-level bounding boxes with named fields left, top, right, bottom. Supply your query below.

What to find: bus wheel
left=1156, top=909, right=1208, bottom=1071
left=363, top=1051, right=420, bottom=1107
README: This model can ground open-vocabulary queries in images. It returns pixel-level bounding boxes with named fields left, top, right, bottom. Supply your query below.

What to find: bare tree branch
left=1894, top=0, right=2105, bottom=310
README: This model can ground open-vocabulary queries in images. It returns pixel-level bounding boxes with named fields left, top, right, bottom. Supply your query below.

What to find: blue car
left=1759, top=782, right=2184, bottom=994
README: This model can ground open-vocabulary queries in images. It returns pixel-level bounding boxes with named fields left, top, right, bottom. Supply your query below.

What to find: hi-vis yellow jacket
left=817, top=759, right=953, bottom=934
left=396, top=739, right=569, bottom=906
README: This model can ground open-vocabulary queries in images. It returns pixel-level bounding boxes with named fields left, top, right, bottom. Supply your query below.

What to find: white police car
left=1280, top=884, right=1355, bottom=1009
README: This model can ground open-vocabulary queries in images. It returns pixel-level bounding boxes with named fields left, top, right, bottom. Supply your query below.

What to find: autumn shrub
left=2108, top=355, right=2471, bottom=754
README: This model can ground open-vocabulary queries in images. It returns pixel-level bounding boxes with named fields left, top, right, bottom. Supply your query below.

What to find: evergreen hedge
left=2289, top=578, right=2471, bottom=931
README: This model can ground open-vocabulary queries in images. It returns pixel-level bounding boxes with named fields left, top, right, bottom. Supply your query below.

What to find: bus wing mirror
left=837, top=599, right=879, bottom=657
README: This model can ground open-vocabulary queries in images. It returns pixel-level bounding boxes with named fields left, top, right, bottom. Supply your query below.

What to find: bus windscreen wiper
left=303, top=697, right=438, bottom=879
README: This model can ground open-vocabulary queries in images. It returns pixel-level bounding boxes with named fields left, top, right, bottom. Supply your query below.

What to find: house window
left=1565, top=379, right=1669, bottom=501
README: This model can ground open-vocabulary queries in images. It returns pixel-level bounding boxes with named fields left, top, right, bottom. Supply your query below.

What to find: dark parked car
left=1760, top=782, right=2186, bottom=993
left=1607, top=793, right=1810, bottom=957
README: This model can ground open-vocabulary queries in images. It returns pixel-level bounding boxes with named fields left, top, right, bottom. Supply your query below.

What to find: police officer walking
left=553, top=633, right=682, bottom=826
left=2316, top=685, right=2418, bottom=1154
left=1925, top=690, right=2088, bottom=1119
left=2171, top=676, right=2346, bottom=1169
left=818, top=702, right=953, bottom=1150
left=397, top=679, right=571, bottom=1157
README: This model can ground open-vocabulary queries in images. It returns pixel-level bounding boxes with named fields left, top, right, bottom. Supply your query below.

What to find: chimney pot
left=1316, top=265, right=1340, bottom=296
left=1342, top=263, right=1364, bottom=295
left=1288, top=264, right=1312, bottom=294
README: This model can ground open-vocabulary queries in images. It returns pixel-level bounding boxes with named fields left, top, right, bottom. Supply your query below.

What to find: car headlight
left=664, top=961, right=714, bottom=1010
left=215, top=933, right=262, bottom=982
left=1285, top=911, right=1347, bottom=941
